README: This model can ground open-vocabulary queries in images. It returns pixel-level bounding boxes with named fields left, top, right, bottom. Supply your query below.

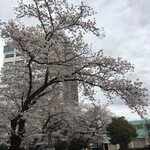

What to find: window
left=4, top=62, right=13, bottom=65
left=4, top=46, right=14, bottom=53
left=15, top=60, right=24, bottom=64
left=144, top=123, right=150, bottom=129
left=5, top=54, right=14, bottom=58
left=16, top=52, right=21, bottom=57
left=135, top=125, right=144, bottom=130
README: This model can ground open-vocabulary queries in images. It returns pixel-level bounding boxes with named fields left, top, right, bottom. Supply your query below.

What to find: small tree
left=106, top=117, right=137, bottom=150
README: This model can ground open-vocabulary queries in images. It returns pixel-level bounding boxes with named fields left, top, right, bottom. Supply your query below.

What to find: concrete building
left=2, top=44, right=78, bottom=104
left=129, top=119, right=150, bottom=149
left=3, top=44, right=24, bottom=65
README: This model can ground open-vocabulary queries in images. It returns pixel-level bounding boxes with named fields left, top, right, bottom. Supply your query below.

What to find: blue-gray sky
left=0, top=0, right=150, bottom=120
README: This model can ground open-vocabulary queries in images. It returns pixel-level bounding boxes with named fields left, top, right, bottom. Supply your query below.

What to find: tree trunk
left=10, top=116, right=25, bottom=150
left=120, top=143, right=129, bottom=150
left=10, top=134, right=22, bottom=150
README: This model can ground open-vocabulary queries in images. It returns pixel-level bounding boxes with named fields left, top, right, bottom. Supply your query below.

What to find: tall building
left=2, top=44, right=78, bottom=104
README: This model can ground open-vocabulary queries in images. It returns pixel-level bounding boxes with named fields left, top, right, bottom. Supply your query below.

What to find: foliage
left=0, top=144, right=24, bottom=150
left=54, top=140, right=68, bottom=150
left=68, top=138, right=88, bottom=150
left=0, top=0, right=148, bottom=149
left=106, top=117, right=137, bottom=150
left=0, top=144, right=8, bottom=150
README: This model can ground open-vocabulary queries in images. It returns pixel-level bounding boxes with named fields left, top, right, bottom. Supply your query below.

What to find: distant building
left=129, top=119, right=150, bottom=149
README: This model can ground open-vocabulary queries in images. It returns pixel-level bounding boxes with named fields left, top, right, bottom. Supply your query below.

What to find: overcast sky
left=0, top=0, right=150, bottom=120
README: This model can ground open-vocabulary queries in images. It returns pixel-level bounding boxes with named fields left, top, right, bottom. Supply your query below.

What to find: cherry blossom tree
left=23, top=99, right=112, bottom=148
left=37, top=103, right=113, bottom=150
left=0, top=0, right=148, bottom=149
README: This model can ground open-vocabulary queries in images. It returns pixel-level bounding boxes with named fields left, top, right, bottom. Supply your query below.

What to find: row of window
left=3, top=46, right=14, bottom=53
left=5, top=54, right=14, bottom=58
left=4, top=60, right=25, bottom=65
left=5, top=53, right=21, bottom=58
left=134, top=124, right=150, bottom=130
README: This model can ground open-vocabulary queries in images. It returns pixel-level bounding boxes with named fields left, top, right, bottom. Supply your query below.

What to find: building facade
left=129, top=119, right=150, bottom=149
left=3, top=45, right=24, bottom=65
left=2, top=44, right=78, bottom=104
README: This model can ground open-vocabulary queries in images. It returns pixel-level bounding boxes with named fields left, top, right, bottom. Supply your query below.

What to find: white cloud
left=0, top=0, right=17, bottom=21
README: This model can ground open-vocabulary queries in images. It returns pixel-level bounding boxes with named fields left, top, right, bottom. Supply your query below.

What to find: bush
left=68, top=138, right=88, bottom=150
left=55, top=140, right=68, bottom=150
left=0, top=144, right=8, bottom=150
